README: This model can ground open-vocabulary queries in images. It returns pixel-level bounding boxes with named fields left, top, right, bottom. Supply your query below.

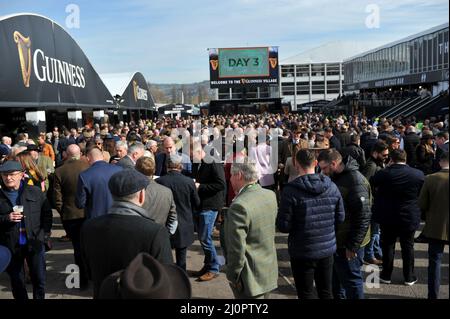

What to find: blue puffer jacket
left=277, top=174, right=345, bottom=260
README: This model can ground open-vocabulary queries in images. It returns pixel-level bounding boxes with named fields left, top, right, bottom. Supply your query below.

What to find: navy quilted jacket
left=277, top=174, right=345, bottom=260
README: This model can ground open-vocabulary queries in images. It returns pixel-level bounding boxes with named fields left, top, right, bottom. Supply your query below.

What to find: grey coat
left=142, top=179, right=178, bottom=234
left=116, top=155, right=135, bottom=169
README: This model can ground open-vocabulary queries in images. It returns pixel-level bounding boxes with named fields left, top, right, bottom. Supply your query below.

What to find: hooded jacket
left=277, top=174, right=345, bottom=260
left=331, top=156, right=372, bottom=252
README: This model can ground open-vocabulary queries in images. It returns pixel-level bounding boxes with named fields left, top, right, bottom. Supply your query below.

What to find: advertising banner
left=0, top=14, right=114, bottom=108
left=209, top=46, right=279, bottom=89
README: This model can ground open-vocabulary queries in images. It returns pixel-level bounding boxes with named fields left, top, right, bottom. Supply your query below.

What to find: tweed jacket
left=419, top=168, right=449, bottom=242
left=224, top=183, right=278, bottom=297
left=54, top=158, right=89, bottom=220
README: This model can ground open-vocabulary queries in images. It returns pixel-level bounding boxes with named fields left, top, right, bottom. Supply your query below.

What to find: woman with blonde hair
left=16, top=151, right=47, bottom=192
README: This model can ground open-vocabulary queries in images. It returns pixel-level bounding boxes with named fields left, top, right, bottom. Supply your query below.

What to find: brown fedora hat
left=98, top=253, right=191, bottom=299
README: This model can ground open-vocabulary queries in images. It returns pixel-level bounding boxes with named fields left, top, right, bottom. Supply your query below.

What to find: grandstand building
left=343, top=23, right=449, bottom=118
left=280, top=41, right=374, bottom=111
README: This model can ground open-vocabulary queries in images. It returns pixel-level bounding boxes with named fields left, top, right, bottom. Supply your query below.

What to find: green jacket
left=224, top=183, right=278, bottom=297
left=37, top=154, right=54, bottom=191
left=419, top=169, right=449, bottom=242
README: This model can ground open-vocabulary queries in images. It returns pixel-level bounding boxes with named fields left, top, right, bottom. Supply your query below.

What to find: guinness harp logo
left=132, top=80, right=138, bottom=102
left=210, top=59, right=218, bottom=71
left=14, top=31, right=32, bottom=87
left=269, top=58, right=278, bottom=69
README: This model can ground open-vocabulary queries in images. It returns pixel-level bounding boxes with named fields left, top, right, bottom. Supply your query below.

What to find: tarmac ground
left=0, top=211, right=448, bottom=299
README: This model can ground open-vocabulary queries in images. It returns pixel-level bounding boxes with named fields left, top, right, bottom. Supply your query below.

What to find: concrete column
left=309, top=64, right=313, bottom=112
left=293, top=64, right=297, bottom=111
left=339, top=63, right=343, bottom=96
left=324, top=64, right=327, bottom=101
left=25, top=111, right=46, bottom=139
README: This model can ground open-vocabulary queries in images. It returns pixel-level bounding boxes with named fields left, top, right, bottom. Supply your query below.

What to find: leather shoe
left=198, top=272, right=219, bottom=282
left=192, top=266, right=208, bottom=277
left=363, top=258, right=383, bottom=266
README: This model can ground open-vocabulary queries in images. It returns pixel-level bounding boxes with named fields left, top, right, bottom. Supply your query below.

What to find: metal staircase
left=377, top=97, right=420, bottom=118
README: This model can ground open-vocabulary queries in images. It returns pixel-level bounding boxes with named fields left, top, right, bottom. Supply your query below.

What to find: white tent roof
left=99, top=72, right=136, bottom=96
left=281, top=41, right=380, bottom=65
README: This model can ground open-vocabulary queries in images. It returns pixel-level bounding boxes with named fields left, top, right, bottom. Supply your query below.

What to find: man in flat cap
left=80, top=169, right=173, bottom=298
left=0, top=160, right=53, bottom=300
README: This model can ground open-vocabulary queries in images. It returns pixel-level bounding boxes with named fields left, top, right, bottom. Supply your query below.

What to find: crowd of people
left=0, top=110, right=448, bottom=300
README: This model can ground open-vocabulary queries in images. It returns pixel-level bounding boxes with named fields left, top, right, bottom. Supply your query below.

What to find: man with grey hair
left=115, top=141, right=128, bottom=159
left=117, top=142, right=145, bottom=169
left=146, top=140, right=158, bottom=157
left=224, top=158, right=278, bottom=299
left=54, top=144, right=90, bottom=288
left=404, top=125, right=420, bottom=167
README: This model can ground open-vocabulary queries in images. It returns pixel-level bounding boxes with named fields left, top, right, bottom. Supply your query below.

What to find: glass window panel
left=418, top=38, right=422, bottom=73
left=281, top=65, right=295, bottom=77
left=444, top=31, right=449, bottom=68
left=405, top=42, right=410, bottom=73
left=438, top=32, right=443, bottom=67
left=387, top=48, right=392, bottom=76
left=407, top=42, right=412, bottom=73
left=427, top=35, right=432, bottom=71
left=421, top=37, right=425, bottom=72
left=377, top=51, right=381, bottom=76
left=389, top=47, right=393, bottom=74
left=433, top=32, right=438, bottom=70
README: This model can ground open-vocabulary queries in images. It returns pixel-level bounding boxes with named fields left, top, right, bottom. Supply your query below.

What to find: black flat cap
left=108, top=169, right=149, bottom=197
left=0, top=161, right=23, bottom=173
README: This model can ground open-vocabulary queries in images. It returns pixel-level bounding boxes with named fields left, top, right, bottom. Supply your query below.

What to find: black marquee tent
left=102, top=72, right=157, bottom=123
left=0, top=13, right=115, bottom=135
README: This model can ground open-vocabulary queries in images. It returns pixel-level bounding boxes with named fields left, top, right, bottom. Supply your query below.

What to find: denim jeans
left=332, top=247, right=365, bottom=299
left=197, top=210, right=220, bottom=273
left=428, top=240, right=445, bottom=299
left=364, top=222, right=383, bottom=260
left=6, top=244, right=46, bottom=300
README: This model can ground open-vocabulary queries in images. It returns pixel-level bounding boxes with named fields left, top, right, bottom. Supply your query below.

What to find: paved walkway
left=0, top=211, right=448, bottom=299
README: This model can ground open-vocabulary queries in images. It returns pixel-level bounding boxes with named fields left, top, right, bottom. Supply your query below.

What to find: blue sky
left=1, top=0, right=448, bottom=83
